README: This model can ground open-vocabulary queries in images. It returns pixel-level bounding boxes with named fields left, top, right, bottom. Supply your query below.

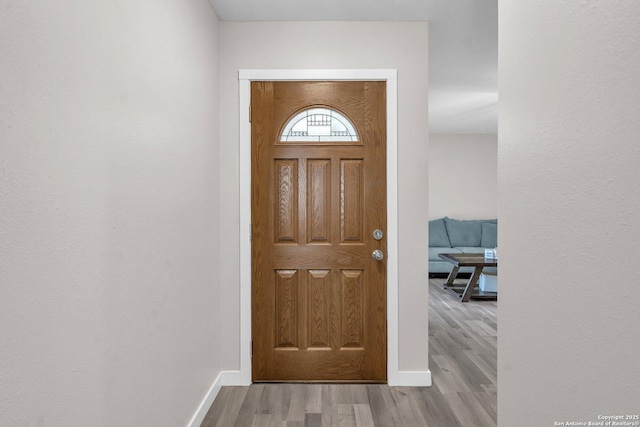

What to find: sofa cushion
left=455, top=246, right=486, bottom=254
left=429, top=218, right=451, bottom=247
left=481, top=222, right=498, bottom=248
left=429, top=247, right=462, bottom=261
left=444, top=217, right=483, bottom=247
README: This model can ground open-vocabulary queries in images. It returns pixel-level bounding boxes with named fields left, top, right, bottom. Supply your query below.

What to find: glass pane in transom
left=280, top=108, right=358, bottom=142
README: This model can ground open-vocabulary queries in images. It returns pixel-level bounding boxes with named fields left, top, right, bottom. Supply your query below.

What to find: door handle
left=372, top=249, right=384, bottom=261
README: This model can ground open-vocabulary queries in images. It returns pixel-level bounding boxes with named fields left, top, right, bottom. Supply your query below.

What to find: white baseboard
left=187, top=370, right=245, bottom=427
left=397, top=370, right=432, bottom=387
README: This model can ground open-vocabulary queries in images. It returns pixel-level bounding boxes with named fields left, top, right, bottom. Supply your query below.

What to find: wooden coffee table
left=438, top=253, right=497, bottom=302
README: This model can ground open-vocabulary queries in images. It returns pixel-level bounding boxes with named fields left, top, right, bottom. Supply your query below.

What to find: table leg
left=444, top=266, right=460, bottom=288
left=461, top=266, right=484, bottom=302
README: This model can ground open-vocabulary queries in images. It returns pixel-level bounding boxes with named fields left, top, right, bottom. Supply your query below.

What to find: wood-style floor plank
left=353, top=404, right=374, bottom=427
left=200, top=279, right=496, bottom=427
left=234, top=384, right=265, bottom=426
left=414, top=383, right=462, bottom=427
left=200, top=386, right=248, bottom=427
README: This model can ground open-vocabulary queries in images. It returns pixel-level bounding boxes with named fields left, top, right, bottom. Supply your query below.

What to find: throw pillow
left=429, top=218, right=451, bottom=247
left=444, top=217, right=483, bottom=247
left=481, top=222, right=498, bottom=248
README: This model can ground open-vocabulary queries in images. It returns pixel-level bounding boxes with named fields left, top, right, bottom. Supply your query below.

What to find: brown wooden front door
left=251, top=81, right=387, bottom=382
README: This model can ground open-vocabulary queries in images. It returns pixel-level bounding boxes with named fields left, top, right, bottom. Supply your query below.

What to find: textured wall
left=499, top=1, right=640, bottom=425
left=429, top=134, right=497, bottom=220
left=0, top=1, right=221, bottom=425
left=219, top=21, right=429, bottom=373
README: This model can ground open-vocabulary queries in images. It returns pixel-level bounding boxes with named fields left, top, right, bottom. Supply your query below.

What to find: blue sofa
left=429, top=217, right=498, bottom=275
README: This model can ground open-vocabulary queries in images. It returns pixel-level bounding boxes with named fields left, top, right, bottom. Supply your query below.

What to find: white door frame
left=238, top=69, right=400, bottom=385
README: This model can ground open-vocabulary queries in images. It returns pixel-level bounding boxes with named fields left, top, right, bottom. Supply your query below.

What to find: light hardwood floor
left=200, top=279, right=497, bottom=427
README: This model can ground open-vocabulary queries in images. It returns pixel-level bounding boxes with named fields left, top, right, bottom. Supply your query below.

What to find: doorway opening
left=238, top=70, right=400, bottom=385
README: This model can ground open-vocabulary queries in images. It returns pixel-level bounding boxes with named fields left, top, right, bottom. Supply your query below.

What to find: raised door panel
left=274, top=160, right=298, bottom=243
left=307, top=269, right=331, bottom=349
left=307, top=160, right=331, bottom=244
left=340, top=269, right=364, bottom=349
left=275, top=270, right=298, bottom=349
left=341, top=160, right=364, bottom=243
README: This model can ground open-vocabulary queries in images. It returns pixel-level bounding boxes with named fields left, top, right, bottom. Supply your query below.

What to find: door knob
left=372, top=249, right=384, bottom=261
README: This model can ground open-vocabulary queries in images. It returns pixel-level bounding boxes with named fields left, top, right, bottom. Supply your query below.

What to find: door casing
left=238, top=69, right=399, bottom=385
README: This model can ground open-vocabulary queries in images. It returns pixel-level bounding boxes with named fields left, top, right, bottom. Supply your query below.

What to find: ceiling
left=209, top=0, right=498, bottom=134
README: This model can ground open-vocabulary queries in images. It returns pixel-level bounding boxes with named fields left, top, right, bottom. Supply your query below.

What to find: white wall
left=219, top=22, right=429, bottom=373
left=429, top=134, right=497, bottom=220
left=0, top=1, right=221, bottom=425
left=499, top=2, right=640, bottom=425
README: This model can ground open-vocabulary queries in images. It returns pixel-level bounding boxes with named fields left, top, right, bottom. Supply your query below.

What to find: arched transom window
left=280, top=107, right=359, bottom=142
